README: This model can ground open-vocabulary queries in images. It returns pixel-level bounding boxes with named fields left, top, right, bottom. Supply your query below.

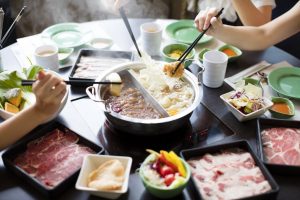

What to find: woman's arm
left=232, top=0, right=273, bottom=26
left=208, top=1, right=300, bottom=50
left=0, top=71, right=66, bottom=150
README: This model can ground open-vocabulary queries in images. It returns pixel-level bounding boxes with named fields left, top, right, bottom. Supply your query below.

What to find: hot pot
left=86, top=62, right=201, bottom=135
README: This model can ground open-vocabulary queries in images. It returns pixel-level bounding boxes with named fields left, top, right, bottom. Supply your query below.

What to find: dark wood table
left=0, top=19, right=300, bottom=200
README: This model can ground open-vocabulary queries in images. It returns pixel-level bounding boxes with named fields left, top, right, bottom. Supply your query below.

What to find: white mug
left=140, top=22, right=162, bottom=56
left=34, top=44, right=59, bottom=71
left=198, top=50, right=228, bottom=88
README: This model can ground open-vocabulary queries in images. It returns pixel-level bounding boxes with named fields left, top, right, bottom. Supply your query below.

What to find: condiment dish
left=197, top=48, right=210, bottom=63
left=161, top=43, right=195, bottom=67
left=75, top=154, right=132, bottom=199
left=58, top=47, right=74, bottom=64
left=218, top=44, right=242, bottom=62
left=88, top=38, right=113, bottom=49
left=269, top=97, right=295, bottom=118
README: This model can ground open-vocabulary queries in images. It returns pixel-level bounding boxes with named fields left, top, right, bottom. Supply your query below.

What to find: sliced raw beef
left=13, top=128, right=95, bottom=188
left=261, top=128, right=300, bottom=166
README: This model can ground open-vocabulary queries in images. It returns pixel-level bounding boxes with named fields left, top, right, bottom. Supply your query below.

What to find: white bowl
left=88, top=38, right=113, bottom=49
left=220, top=91, right=273, bottom=122
left=75, top=154, right=132, bottom=199
left=0, top=84, right=68, bottom=122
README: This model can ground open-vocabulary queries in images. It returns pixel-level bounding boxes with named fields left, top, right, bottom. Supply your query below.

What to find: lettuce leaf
left=0, top=66, right=43, bottom=108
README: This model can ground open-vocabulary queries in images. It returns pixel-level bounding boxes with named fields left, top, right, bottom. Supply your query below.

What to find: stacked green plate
left=268, top=67, right=300, bottom=99
left=165, top=20, right=213, bottom=44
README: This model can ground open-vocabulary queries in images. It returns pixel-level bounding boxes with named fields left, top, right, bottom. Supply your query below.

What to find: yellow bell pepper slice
left=169, top=151, right=186, bottom=178
left=160, top=150, right=178, bottom=172
left=146, top=149, right=160, bottom=157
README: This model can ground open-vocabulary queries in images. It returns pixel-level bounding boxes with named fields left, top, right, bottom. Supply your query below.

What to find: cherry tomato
left=159, top=165, right=175, bottom=177
left=164, top=174, right=175, bottom=186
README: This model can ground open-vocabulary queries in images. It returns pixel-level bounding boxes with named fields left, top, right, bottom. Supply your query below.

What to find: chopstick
left=172, top=8, right=224, bottom=74
left=0, top=6, right=26, bottom=49
left=119, top=6, right=142, bottom=57
left=21, top=80, right=122, bottom=86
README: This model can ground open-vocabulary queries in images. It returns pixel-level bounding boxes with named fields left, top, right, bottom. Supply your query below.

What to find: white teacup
left=34, top=44, right=59, bottom=71
left=198, top=50, right=228, bottom=88
left=140, top=22, right=162, bottom=56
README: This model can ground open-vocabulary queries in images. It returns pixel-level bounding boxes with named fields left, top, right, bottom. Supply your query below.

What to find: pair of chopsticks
left=172, top=8, right=224, bottom=74
left=0, top=6, right=26, bottom=48
left=21, top=80, right=122, bottom=86
left=119, top=7, right=142, bottom=57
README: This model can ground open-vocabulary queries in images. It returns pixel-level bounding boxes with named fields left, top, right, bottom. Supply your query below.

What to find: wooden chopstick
left=119, top=7, right=142, bottom=57
left=173, top=8, right=224, bottom=74
left=21, top=80, right=122, bottom=86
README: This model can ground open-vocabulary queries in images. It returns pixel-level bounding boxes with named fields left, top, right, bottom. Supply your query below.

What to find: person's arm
left=0, top=71, right=66, bottom=150
left=231, top=0, right=273, bottom=26
left=208, top=1, right=300, bottom=50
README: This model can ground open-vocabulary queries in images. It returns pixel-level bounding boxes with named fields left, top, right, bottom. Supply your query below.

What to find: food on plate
left=261, top=128, right=300, bottom=166
left=73, top=56, right=130, bottom=79
left=163, top=61, right=184, bottom=78
left=131, top=59, right=194, bottom=116
left=221, top=48, right=237, bottom=57
left=140, top=149, right=188, bottom=188
left=106, top=73, right=122, bottom=96
left=270, top=102, right=292, bottom=115
left=0, top=66, right=43, bottom=115
left=88, top=159, right=125, bottom=191
left=227, top=83, right=265, bottom=114
left=187, top=148, right=271, bottom=200
left=13, top=128, right=96, bottom=188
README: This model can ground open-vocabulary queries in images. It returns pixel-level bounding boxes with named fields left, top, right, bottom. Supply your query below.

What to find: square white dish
left=75, top=154, right=132, bottom=199
left=220, top=91, right=273, bottom=122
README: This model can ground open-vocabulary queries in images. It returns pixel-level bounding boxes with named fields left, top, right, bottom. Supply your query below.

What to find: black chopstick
left=21, top=80, right=122, bottom=86
left=119, top=7, right=142, bottom=57
left=0, top=6, right=26, bottom=48
left=173, top=8, right=224, bottom=74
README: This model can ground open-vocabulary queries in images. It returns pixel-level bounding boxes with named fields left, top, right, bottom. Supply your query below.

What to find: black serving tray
left=69, top=49, right=134, bottom=83
left=181, top=140, right=279, bottom=200
left=256, top=118, right=300, bottom=175
left=2, top=120, right=104, bottom=198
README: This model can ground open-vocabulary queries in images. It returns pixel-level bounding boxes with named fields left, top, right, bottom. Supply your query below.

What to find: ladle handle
left=197, top=62, right=205, bottom=85
left=86, top=86, right=110, bottom=112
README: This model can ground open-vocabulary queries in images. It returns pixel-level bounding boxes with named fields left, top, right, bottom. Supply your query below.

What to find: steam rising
left=12, top=0, right=169, bottom=37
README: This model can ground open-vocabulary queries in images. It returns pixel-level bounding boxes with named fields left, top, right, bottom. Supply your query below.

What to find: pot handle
left=86, top=86, right=111, bottom=113
left=197, top=63, right=205, bottom=85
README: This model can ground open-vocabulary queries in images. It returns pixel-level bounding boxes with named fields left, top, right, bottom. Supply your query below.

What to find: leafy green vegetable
left=0, top=66, right=43, bottom=109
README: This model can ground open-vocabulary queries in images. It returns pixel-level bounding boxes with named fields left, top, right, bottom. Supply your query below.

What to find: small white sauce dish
left=75, top=154, right=132, bottom=199
left=88, top=38, right=113, bottom=49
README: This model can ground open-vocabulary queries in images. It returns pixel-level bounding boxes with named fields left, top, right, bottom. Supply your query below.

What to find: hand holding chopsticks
left=172, top=8, right=224, bottom=75
left=21, top=80, right=122, bottom=86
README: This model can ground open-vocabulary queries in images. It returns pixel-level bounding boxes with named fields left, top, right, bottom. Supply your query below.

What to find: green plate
left=41, top=23, right=91, bottom=48
left=268, top=67, right=300, bottom=99
left=165, top=20, right=213, bottom=44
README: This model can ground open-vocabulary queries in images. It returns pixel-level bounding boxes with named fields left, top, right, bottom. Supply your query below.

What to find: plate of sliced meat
left=2, top=121, right=104, bottom=198
left=181, top=140, right=279, bottom=200
left=257, top=118, right=300, bottom=175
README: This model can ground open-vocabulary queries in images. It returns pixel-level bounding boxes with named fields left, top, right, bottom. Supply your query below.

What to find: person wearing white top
left=191, top=0, right=276, bottom=30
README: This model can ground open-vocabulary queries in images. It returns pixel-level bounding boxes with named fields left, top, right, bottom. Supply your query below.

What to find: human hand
left=114, top=0, right=129, bottom=11
left=194, top=7, right=224, bottom=36
left=32, top=71, right=67, bottom=123
left=194, top=7, right=219, bottom=32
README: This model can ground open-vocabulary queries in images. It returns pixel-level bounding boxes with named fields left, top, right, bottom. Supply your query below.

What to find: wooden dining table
left=0, top=18, right=300, bottom=200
